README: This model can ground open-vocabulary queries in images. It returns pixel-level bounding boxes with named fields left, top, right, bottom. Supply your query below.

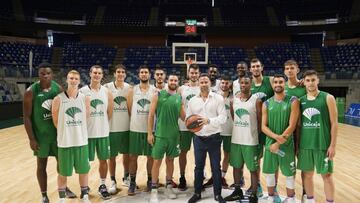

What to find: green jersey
left=155, top=90, right=182, bottom=138
left=285, top=83, right=306, bottom=99
left=31, top=81, right=61, bottom=143
left=264, top=95, right=297, bottom=147
left=299, top=91, right=331, bottom=150
left=251, top=76, right=274, bottom=102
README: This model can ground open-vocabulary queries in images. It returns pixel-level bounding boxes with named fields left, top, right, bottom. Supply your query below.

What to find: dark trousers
left=193, top=133, right=222, bottom=196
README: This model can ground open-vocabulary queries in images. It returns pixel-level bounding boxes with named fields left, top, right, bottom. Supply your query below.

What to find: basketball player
left=297, top=70, right=338, bottom=203
left=233, top=61, right=248, bottom=96
left=153, top=65, right=168, bottom=90
left=23, top=63, right=75, bottom=203
left=148, top=74, right=186, bottom=201
left=204, top=75, right=233, bottom=189
left=52, top=70, right=91, bottom=203
left=177, top=64, right=200, bottom=191
left=208, top=64, right=221, bottom=92
left=262, top=74, right=300, bottom=203
left=187, top=73, right=227, bottom=203
left=249, top=58, right=274, bottom=197
left=225, top=73, right=262, bottom=203
left=104, top=64, right=131, bottom=194
left=127, top=65, right=156, bottom=195
left=79, top=65, right=114, bottom=200
left=283, top=59, right=307, bottom=200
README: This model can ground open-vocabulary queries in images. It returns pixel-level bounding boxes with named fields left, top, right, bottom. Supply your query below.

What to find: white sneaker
left=58, top=198, right=65, bottom=203
left=122, top=176, right=130, bottom=187
left=283, top=197, right=296, bottom=203
left=81, top=194, right=92, bottom=203
left=165, top=184, right=176, bottom=199
left=109, top=180, right=118, bottom=194
left=268, top=196, right=275, bottom=203
left=149, top=189, right=159, bottom=203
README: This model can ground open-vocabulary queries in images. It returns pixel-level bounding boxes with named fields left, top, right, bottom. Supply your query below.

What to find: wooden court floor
left=0, top=123, right=359, bottom=203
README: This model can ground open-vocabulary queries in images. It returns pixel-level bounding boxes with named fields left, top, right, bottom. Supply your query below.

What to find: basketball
left=185, top=114, right=203, bottom=133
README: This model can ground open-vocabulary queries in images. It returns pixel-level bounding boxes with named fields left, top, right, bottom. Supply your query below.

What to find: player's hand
left=269, top=142, right=280, bottom=153
left=198, top=117, right=210, bottom=126
left=147, top=133, right=155, bottom=146
left=276, top=135, right=287, bottom=144
left=29, top=139, right=40, bottom=151
left=298, top=78, right=304, bottom=87
left=327, top=145, right=336, bottom=160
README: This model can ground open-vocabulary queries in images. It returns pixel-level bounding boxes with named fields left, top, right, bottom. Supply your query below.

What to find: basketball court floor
left=0, top=123, right=359, bottom=203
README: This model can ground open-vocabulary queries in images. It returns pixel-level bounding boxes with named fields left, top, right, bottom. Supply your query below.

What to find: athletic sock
left=41, top=191, right=47, bottom=197
left=80, top=186, right=88, bottom=198
left=58, top=188, right=66, bottom=198
left=100, top=178, right=106, bottom=185
left=110, top=176, right=116, bottom=182
left=130, top=174, right=136, bottom=183
left=221, top=170, right=226, bottom=178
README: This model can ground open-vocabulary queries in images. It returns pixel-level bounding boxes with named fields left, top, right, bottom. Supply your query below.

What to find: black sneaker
left=224, top=188, right=244, bottom=201
left=98, top=184, right=111, bottom=200
left=178, top=177, right=188, bottom=191
left=41, top=196, right=49, bottom=203
left=65, top=187, right=77, bottom=198
left=249, top=192, right=258, bottom=203
left=188, top=193, right=201, bottom=203
left=203, top=177, right=213, bottom=188
left=144, top=180, right=152, bottom=192
left=214, top=195, right=226, bottom=203
left=128, top=181, right=136, bottom=196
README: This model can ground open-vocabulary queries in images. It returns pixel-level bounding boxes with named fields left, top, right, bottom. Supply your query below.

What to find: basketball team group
left=24, top=58, right=338, bottom=203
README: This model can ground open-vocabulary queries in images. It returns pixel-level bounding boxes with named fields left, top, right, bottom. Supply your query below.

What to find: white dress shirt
left=186, top=91, right=227, bottom=136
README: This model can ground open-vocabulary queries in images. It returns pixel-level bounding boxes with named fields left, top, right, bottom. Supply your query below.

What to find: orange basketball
left=185, top=114, right=203, bottom=133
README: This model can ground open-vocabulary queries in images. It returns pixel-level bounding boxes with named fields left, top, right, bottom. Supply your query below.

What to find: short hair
left=242, top=72, right=253, bottom=80
left=273, top=73, right=286, bottom=80
left=90, top=65, right=103, bottom=73
left=303, top=70, right=318, bottom=78
left=284, top=59, right=298, bottom=67
left=250, top=58, right=263, bottom=66
left=154, top=64, right=166, bottom=73
left=199, top=73, right=210, bottom=80
left=168, top=74, right=179, bottom=79
left=114, top=64, right=126, bottom=72
left=38, top=62, right=52, bottom=69
left=67, top=70, right=80, bottom=76
left=220, top=75, right=231, bottom=81
left=138, top=64, right=150, bottom=73
left=208, top=64, right=218, bottom=69
left=189, top=64, right=199, bottom=71
left=237, top=61, right=248, bottom=68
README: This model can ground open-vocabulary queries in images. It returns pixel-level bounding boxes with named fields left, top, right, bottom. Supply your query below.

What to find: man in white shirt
left=186, top=73, right=227, bottom=203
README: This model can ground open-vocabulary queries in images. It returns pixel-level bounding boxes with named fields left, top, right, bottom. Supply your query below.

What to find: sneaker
left=203, top=177, right=213, bottom=188
left=58, top=198, right=65, bottom=203
left=246, top=185, right=253, bottom=195
left=65, top=187, right=77, bottom=198
left=224, top=188, right=244, bottom=201
left=80, top=194, right=91, bottom=203
left=169, top=179, right=178, bottom=188
left=188, top=193, right=201, bottom=203
left=257, top=183, right=264, bottom=197
left=41, top=196, right=49, bottom=203
left=165, top=184, right=177, bottom=199
left=273, top=187, right=281, bottom=203
left=109, top=180, right=118, bottom=195
left=149, top=189, right=159, bottom=203
left=214, top=195, right=226, bottom=203
left=98, top=184, right=111, bottom=200
left=267, top=196, right=275, bottom=203
left=249, top=193, right=258, bottom=203
left=301, top=194, right=307, bottom=203
left=178, top=176, right=188, bottom=191
left=128, top=181, right=136, bottom=196
left=283, top=197, right=296, bottom=203
left=221, top=177, right=229, bottom=189
left=144, top=180, right=152, bottom=192
left=122, top=176, right=130, bottom=187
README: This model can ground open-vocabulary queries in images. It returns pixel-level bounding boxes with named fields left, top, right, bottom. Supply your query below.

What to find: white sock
left=100, top=178, right=106, bottom=185
left=221, top=171, right=226, bottom=177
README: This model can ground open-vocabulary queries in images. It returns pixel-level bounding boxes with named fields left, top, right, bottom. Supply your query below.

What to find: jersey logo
left=186, top=94, right=196, bottom=101
left=235, top=108, right=249, bottom=119
left=90, top=99, right=104, bottom=109
left=114, top=96, right=126, bottom=105
left=225, top=104, right=230, bottom=110
left=41, top=99, right=53, bottom=111
left=65, top=107, right=82, bottom=119
left=137, top=98, right=150, bottom=109
left=303, top=107, right=320, bottom=121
